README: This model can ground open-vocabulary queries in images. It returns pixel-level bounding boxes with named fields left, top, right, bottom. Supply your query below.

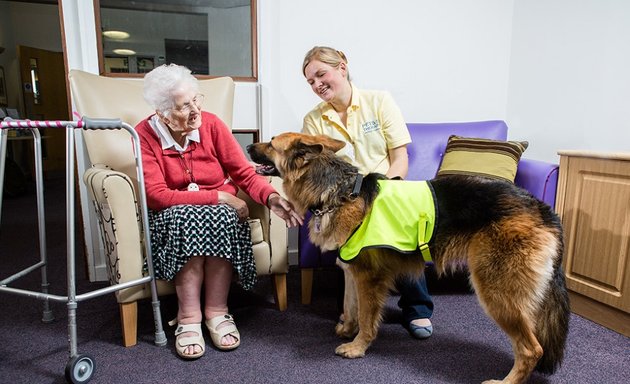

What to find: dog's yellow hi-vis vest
left=339, top=180, right=436, bottom=263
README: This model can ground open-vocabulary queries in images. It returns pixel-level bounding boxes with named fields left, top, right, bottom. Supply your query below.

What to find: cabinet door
left=558, top=156, right=630, bottom=313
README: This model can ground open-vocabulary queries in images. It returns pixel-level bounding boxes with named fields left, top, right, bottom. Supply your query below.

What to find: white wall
left=256, top=0, right=516, bottom=262
left=259, top=0, right=630, bottom=164
left=56, top=0, right=630, bottom=268
left=13, top=0, right=630, bottom=163
left=507, top=0, right=630, bottom=162
left=258, top=0, right=515, bottom=141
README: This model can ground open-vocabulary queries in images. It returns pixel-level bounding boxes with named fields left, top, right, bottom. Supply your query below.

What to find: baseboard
left=568, top=291, right=630, bottom=337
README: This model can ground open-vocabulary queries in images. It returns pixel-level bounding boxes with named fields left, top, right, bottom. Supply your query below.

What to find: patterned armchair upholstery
left=68, top=70, right=289, bottom=347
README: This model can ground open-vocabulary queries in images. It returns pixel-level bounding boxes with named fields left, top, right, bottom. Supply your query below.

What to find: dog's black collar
left=350, top=173, right=363, bottom=198
left=309, top=173, right=363, bottom=216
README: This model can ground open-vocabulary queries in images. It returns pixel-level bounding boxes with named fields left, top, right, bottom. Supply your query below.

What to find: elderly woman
left=136, top=64, right=301, bottom=359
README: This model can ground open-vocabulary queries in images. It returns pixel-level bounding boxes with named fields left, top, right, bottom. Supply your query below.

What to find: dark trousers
left=396, top=274, right=434, bottom=324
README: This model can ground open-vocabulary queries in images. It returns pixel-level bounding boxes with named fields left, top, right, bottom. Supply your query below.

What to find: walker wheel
left=65, top=354, right=95, bottom=383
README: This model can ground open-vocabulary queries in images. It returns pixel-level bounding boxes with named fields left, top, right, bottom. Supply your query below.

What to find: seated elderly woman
left=136, top=64, right=302, bottom=360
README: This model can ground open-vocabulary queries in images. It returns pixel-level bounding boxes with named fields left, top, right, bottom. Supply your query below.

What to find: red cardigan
left=136, top=111, right=276, bottom=211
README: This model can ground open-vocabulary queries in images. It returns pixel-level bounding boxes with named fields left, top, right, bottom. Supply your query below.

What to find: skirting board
left=568, top=291, right=630, bottom=337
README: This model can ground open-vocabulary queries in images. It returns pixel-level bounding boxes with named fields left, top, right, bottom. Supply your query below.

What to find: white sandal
left=168, top=319, right=205, bottom=359
left=205, top=314, right=240, bottom=351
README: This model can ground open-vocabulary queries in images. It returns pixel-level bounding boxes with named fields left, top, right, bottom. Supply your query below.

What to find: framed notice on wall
left=0, top=66, right=7, bottom=106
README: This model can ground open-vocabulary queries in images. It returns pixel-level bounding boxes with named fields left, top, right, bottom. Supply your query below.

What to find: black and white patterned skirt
left=148, top=204, right=256, bottom=290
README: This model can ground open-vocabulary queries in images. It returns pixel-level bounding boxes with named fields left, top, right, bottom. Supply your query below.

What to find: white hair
left=142, top=64, right=199, bottom=116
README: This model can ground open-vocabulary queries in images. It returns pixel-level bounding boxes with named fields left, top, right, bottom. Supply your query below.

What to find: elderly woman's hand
left=218, top=191, right=249, bottom=221
left=267, top=193, right=304, bottom=227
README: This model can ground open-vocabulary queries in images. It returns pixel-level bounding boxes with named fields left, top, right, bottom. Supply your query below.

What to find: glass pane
left=97, top=0, right=255, bottom=78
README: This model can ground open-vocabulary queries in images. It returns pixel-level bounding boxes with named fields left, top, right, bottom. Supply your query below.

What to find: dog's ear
left=295, top=141, right=325, bottom=161
left=314, top=135, right=346, bottom=152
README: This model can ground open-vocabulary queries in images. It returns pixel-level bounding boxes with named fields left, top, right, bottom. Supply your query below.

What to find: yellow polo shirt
left=302, top=85, right=411, bottom=175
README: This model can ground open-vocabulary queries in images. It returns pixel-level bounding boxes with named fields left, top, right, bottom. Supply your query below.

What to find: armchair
left=299, top=120, right=559, bottom=304
left=68, top=70, right=289, bottom=347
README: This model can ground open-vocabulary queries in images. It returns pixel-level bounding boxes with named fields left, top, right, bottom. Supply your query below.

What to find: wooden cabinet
left=556, top=150, right=630, bottom=336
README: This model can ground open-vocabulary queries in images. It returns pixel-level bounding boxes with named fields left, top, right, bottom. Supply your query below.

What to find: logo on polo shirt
left=362, top=120, right=380, bottom=134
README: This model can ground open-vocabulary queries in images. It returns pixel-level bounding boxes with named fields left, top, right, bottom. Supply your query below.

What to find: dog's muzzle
left=255, top=164, right=279, bottom=176
left=247, top=144, right=281, bottom=176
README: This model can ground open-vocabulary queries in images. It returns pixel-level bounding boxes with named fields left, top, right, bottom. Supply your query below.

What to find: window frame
left=92, top=0, right=258, bottom=81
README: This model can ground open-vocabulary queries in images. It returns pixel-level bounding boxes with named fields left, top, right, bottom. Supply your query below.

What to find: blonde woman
left=301, top=46, right=434, bottom=339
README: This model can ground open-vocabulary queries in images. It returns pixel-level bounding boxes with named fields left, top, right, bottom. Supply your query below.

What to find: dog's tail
left=534, top=240, right=570, bottom=374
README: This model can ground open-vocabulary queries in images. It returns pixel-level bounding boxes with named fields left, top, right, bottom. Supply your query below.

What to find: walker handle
left=82, top=117, right=124, bottom=130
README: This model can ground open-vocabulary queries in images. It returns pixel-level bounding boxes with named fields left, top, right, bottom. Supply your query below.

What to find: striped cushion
left=437, top=135, right=529, bottom=182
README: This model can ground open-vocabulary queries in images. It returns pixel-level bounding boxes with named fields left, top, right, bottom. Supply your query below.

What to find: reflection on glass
left=102, top=30, right=130, bottom=40
left=104, top=56, right=129, bottom=73
left=29, top=58, right=40, bottom=105
left=137, top=57, right=155, bottom=74
left=97, top=0, right=255, bottom=79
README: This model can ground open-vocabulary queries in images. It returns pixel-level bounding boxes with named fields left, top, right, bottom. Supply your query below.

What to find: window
left=95, top=0, right=257, bottom=80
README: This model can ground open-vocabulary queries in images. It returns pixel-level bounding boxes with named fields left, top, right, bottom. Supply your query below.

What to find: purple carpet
left=1, top=178, right=628, bottom=384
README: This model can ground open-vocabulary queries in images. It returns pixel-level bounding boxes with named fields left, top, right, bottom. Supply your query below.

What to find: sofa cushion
left=437, top=135, right=528, bottom=182
left=406, top=121, right=508, bottom=181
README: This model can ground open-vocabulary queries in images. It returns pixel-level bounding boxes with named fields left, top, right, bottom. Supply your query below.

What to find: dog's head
left=247, top=132, right=345, bottom=178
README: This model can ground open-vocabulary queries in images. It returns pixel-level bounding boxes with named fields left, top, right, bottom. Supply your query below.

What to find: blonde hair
left=302, top=46, right=350, bottom=80
left=143, top=63, right=199, bottom=116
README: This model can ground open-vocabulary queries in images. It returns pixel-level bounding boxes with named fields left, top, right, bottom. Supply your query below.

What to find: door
left=558, top=155, right=630, bottom=311
left=17, top=45, right=69, bottom=175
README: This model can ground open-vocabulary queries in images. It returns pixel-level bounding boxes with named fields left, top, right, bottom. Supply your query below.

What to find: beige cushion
left=437, top=135, right=529, bottom=182
left=248, top=218, right=264, bottom=244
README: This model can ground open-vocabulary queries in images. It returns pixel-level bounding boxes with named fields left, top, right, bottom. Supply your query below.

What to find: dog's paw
left=335, top=342, right=366, bottom=358
left=481, top=380, right=504, bottom=384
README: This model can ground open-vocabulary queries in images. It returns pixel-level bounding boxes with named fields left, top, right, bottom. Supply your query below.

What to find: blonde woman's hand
left=267, top=193, right=304, bottom=227
left=218, top=191, right=249, bottom=222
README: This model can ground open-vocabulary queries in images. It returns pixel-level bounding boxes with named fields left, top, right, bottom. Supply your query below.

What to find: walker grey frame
left=0, top=117, right=166, bottom=383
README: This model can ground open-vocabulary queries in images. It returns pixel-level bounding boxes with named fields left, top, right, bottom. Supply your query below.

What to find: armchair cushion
left=437, top=135, right=529, bottom=182
left=406, top=120, right=508, bottom=181
left=248, top=218, right=264, bottom=245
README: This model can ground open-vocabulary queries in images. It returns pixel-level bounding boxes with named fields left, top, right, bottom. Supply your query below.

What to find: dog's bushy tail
left=534, top=241, right=570, bottom=374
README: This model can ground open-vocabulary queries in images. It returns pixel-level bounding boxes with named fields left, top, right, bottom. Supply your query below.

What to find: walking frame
left=0, top=117, right=166, bottom=383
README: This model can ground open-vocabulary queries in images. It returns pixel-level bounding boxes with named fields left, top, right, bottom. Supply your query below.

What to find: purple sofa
left=299, top=120, right=559, bottom=304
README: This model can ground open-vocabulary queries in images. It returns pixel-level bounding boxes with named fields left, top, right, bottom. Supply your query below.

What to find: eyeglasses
left=172, top=94, right=205, bottom=114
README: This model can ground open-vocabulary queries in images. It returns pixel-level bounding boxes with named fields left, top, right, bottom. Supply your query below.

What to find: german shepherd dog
left=248, top=133, right=569, bottom=384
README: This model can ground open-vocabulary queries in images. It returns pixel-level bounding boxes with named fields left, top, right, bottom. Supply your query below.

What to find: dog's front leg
left=335, top=269, right=388, bottom=358
left=335, top=261, right=359, bottom=338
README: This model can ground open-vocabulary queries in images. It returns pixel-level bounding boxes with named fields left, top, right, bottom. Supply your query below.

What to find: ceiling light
left=113, top=49, right=136, bottom=56
left=103, top=30, right=130, bottom=40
